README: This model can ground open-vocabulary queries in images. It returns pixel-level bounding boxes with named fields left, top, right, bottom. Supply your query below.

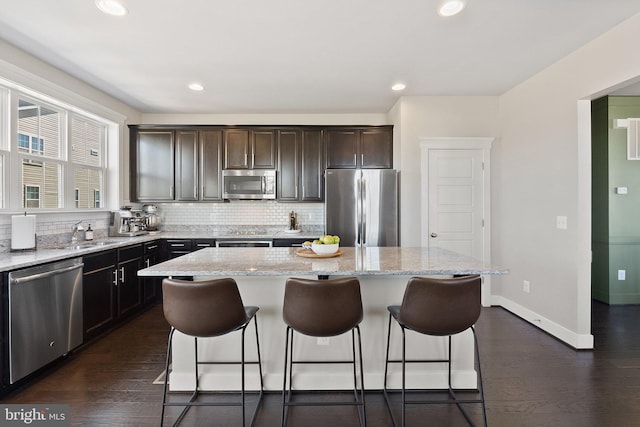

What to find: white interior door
left=427, top=149, right=483, bottom=258
left=420, top=137, right=493, bottom=305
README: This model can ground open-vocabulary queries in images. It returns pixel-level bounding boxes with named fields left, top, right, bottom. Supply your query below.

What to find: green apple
left=321, top=235, right=334, bottom=245
left=333, top=235, right=340, bottom=244
left=313, top=239, right=322, bottom=245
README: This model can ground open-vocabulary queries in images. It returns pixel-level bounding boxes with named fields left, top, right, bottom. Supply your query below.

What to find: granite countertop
left=0, top=231, right=323, bottom=273
left=137, top=246, right=508, bottom=277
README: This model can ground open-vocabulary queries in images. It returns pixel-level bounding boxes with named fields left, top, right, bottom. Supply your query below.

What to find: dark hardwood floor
left=2, top=301, right=639, bottom=426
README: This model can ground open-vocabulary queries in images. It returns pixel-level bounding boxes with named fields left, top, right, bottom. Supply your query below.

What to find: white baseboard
left=491, top=296, right=594, bottom=349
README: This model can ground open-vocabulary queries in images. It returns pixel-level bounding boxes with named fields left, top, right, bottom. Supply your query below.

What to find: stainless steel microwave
left=222, top=169, right=276, bottom=199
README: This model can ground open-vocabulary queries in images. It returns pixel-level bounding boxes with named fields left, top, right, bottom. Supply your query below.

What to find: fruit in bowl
left=310, top=235, right=340, bottom=255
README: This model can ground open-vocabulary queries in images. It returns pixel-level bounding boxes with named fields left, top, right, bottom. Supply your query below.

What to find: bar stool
left=383, top=275, right=486, bottom=427
left=161, top=278, right=263, bottom=427
left=281, top=277, right=366, bottom=427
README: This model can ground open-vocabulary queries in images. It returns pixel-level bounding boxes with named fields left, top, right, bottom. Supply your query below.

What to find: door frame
left=420, top=137, right=494, bottom=306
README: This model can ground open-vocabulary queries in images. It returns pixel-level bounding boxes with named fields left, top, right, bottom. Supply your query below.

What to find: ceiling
left=0, top=1, right=639, bottom=114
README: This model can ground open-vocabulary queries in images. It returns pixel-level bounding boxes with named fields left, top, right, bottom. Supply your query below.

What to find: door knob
left=430, top=233, right=438, bottom=238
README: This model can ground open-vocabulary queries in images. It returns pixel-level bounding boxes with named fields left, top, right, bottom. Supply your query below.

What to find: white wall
left=0, top=38, right=142, bottom=208
left=492, top=12, right=640, bottom=348
left=389, top=96, right=500, bottom=247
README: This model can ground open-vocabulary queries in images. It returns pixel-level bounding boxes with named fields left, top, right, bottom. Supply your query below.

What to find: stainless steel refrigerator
left=325, top=169, right=398, bottom=247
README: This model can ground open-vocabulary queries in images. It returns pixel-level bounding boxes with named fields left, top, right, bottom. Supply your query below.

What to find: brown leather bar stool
left=281, top=277, right=366, bottom=427
left=383, top=275, right=486, bottom=427
left=161, top=278, right=263, bottom=427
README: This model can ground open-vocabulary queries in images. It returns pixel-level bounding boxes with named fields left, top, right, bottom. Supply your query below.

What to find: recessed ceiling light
left=438, top=0, right=466, bottom=17
left=95, top=0, right=128, bottom=16
left=188, top=83, right=205, bottom=92
left=391, top=83, right=406, bottom=91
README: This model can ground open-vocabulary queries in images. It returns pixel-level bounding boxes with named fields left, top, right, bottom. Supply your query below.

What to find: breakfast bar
left=138, top=246, right=507, bottom=392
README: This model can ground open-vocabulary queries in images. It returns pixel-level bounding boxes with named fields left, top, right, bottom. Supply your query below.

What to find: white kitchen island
left=138, top=246, right=507, bottom=392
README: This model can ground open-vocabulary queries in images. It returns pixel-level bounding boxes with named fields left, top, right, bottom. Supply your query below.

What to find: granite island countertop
left=0, top=230, right=323, bottom=273
left=137, top=246, right=508, bottom=277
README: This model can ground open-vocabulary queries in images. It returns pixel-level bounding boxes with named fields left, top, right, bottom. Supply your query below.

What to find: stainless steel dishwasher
left=8, top=257, right=83, bottom=384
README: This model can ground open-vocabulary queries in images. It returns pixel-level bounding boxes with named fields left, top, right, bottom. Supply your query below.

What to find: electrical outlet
left=317, top=337, right=330, bottom=346
left=523, top=280, right=530, bottom=293
left=618, top=270, right=626, bottom=280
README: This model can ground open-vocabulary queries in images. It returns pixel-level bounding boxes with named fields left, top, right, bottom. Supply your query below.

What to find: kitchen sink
left=52, top=240, right=119, bottom=250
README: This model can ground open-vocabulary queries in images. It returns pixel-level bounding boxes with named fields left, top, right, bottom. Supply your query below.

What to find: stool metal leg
left=383, top=317, right=487, bottom=427
left=161, top=318, right=264, bottom=427
left=282, top=325, right=366, bottom=427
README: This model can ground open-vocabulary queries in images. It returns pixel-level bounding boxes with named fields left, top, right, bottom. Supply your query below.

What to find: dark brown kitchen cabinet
left=277, top=129, right=324, bottom=202
left=224, top=129, right=276, bottom=169
left=325, top=126, right=393, bottom=169
left=166, top=239, right=193, bottom=259
left=176, top=129, right=223, bottom=201
left=361, top=128, right=393, bottom=168
left=116, top=244, right=143, bottom=318
left=83, top=250, right=117, bottom=341
left=176, top=130, right=198, bottom=201
left=300, top=129, right=324, bottom=201
left=200, top=130, right=223, bottom=200
left=277, top=129, right=300, bottom=201
left=130, top=129, right=175, bottom=202
left=142, top=241, right=161, bottom=304
left=83, top=243, right=151, bottom=342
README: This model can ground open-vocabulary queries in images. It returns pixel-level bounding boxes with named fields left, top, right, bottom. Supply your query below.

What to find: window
left=18, top=133, right=44, bottom=155
left=71, top=115, right=106, bottom=209
left=0, top=83, right=112, bottom=211
left=16, top=97, right=63, bottom=209
left=24, top=185, right=40, bottom=208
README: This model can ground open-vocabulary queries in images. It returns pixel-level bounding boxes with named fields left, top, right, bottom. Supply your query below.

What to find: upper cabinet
left=176, top=129, right=223, bottom=201
left=130, top=127, right=223, bottom=203
left=130, top=129, right=175, bottom=202
left=277, top=129, right=324, bottom=202
left=325, top=126, right=393, bottom=169
left=130, top=125, right=391, bottom=203
left=224, top=129, right=276, bottom=169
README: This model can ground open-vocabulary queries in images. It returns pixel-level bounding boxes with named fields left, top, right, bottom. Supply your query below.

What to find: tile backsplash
left=157, top=201, right=325, bottom=233
left=0, top=201, right=326, bottom=253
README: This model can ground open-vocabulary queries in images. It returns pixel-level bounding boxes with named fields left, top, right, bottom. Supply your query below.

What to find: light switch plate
left=556, top=216, right=568, bottom=230
left=616, top=187, right=628, bottom=194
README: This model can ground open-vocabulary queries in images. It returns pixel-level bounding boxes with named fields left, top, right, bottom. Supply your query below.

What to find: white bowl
left=311, top=243, right=339, bottom=255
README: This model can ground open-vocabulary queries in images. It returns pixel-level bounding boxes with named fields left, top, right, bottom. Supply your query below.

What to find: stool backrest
left=397, top=275, right=481, bottom=336
left=283, top=277, right=363, bottom=337
left=162, top=278, right=249, bottom=337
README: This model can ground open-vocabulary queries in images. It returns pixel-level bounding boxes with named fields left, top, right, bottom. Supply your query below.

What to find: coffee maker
left=110, top=209, right=148, bottom=237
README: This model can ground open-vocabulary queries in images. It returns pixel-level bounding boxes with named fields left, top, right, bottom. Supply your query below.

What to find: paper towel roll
left=11, top=215, right=36, bottom=250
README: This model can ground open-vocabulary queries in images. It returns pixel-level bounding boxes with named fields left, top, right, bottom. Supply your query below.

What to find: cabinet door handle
left=171, top=243, right=185, bottom=247
left=113, top=270, right=118, bottom=286
left=120, top=267, right=125, bottom=283
left=145, top=259, right=150, bottom=268
left=147, top=245, right=158, bottom=250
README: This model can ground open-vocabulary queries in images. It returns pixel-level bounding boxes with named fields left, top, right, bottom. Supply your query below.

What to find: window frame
left=4, top=88, right=113, bottom=212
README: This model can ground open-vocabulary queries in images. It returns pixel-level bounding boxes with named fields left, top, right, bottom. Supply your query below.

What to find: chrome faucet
left=71, top=221, right=84, bottom=243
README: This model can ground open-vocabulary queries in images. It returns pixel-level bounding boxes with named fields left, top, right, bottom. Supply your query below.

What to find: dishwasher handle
left=10, top=263, right=84, bottom=286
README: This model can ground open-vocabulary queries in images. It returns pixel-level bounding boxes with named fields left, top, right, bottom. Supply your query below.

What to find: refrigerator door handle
left=361, top=177, right=367, bottom=246
left=356, top=177, right=362, bottom=245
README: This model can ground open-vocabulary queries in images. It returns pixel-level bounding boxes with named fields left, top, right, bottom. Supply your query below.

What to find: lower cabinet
left=142, top=241, right=162, bottom=304
left=273, top=238, right=308, bottom=247
left=83, top=249, right=118, bottom=341
left=116, top=244, right=143, bottom=318
left=83, top=243, right=147, bottom=341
